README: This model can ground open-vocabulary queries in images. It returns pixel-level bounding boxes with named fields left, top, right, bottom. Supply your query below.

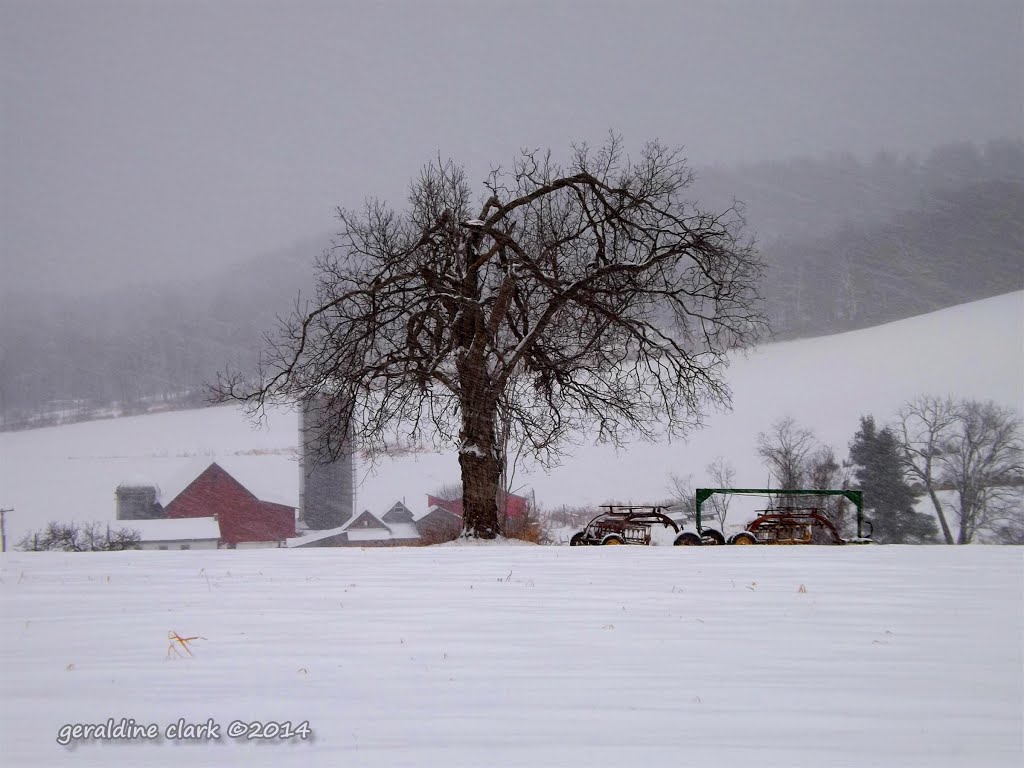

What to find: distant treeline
left=2, top=140, right=1022, bottom=428
left=762, top=179, right=1023, bottom=337
left=691, top=139, right=1024, bottom=338
left=0, top=241, right=317, bottom=429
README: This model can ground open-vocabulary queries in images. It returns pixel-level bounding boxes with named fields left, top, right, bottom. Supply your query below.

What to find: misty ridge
left=2, top=138, right=1022, bottom=430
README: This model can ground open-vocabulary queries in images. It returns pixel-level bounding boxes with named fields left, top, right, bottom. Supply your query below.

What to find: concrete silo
left=299, top=396, right=355, bottom=530
left=115, top=484, right=163, bottom=520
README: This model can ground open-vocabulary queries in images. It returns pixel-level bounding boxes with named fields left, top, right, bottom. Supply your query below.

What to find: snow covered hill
left=0, top=291, right=1021, bottom=544
left=0, top=546, right=1021, bottom=767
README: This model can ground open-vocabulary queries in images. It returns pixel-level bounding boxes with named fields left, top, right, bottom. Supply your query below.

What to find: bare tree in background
left=757, top=416, right=817, bottom=489
left=757, top=416, right=849, bottom=531
left=896, top=395, right=960, bottom=543
left=705, top=456, right=737, bottom=527
left=666, top=472, right=697, bottom=519
left=18, top=521, right=141, bottom=552
left=431, top=483, right=463, bottom=502
left=217, top=135, right=766, bottom=537
left=667, top=459, right=735, bottom=524
left=898, top=396, right=1023, bottom=544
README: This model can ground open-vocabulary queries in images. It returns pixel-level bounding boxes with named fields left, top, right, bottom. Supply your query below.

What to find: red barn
left=164, top=462, right=295, bottom=547
left=426, top=492, right=528, bottom=521
left=421, top=492, right=530, bottom=540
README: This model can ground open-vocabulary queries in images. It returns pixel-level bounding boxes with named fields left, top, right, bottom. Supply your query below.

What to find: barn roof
left=164, top=462, right=295, bottom=545
left=415, top=504, right=462, bottom=522
left=382, top=501, right=415, bottom=523
left=128, top=516, right=220, bottom=542
left=346, top=510, right=389, bottom=530
left=159, top=457, right=298, bottom=509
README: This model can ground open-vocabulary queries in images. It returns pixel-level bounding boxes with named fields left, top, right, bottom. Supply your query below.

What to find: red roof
left=165, top=463, right=295, bottom=545
left=426, top=495, right=463, bottom=518
left=426, top=492, right=528, bottom=520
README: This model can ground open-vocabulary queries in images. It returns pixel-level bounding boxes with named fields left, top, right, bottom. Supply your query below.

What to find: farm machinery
left=569, top=506, right=702, bottom=546
left=695, top=488, right=873, bottom=545
left=569, top=490, right=872, bottom=546
left=725, top=507, right=845, bottom=545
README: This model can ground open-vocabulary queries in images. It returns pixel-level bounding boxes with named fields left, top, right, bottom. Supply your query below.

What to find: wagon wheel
left=602, top=535, right=625, bottom=545
left=674, top=532, right=702, bottom=546
left=570, top=532, right=586, bottom=546
left=700, top=528, right=726, bottom=546
left=730, top=532, right=757, bottom=545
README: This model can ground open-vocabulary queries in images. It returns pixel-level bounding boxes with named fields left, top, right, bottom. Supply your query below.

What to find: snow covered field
left=1, top=546, right=1021, bottom=767
left=0, top=293, right=1022, bottom=765
left=0, top=291, right=1021, bottom=544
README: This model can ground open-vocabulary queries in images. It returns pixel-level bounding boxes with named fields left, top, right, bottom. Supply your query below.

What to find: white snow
left=0, top=295, right=1022, bottom=764
left=0, top=291, right=1021, bottom=545
left=125, top=516, right=221, bottom=542
left=0, top=546, right=1020, bottom=766
left=286, top=524, right=349, bottom=547
left=383, top=522, right=421, bottom=541
left=648, top=522, right=681, bottom=546
left=288, top=518, right=421, bottom=547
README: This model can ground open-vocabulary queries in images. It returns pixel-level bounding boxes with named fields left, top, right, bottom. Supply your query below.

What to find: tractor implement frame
left=695, top=488, right=869, bottom=540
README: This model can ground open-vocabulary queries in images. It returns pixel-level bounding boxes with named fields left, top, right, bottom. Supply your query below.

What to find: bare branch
left=214, top=136, right=767, bottom=537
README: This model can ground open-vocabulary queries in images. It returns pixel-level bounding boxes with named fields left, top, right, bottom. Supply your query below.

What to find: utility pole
left=0, top=507, right=12, bottom=553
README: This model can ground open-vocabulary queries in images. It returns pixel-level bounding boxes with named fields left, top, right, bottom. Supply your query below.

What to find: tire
left=569, top=532, right=586, bottom=546
left=674, top=532, right=702, bottom=546
left=700, top=528, right=726, bottom=546
left=602, top=535, right=625, bottom=545
left=730, top=532, right=757, bottom=545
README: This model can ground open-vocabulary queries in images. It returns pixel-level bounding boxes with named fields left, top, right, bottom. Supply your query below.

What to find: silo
left=115, top=484, right=162, bottom=520
left=299, top=396, right=355, bottom=530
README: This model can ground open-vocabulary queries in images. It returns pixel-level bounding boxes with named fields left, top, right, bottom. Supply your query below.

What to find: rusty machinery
left=694, top=488, right=873, bottom=545
left=569, top=505, right=702, bottom=546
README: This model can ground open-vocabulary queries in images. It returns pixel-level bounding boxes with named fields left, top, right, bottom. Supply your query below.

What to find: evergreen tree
left=849, top=416, right=937, bottom=543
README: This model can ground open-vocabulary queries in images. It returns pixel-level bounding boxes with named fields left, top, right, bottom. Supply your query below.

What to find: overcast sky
left=2, top=0, right=1021, bottom=295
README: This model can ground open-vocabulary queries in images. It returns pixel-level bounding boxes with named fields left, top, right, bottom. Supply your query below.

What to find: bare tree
left=946, top=400, right=1023, bottom=543
left=899, top=396, right=1023, bottom=544
left=705, top=456, right=737, bottom=526
left=431, top=483, right=463, bottom=502
left=805, top=445, right=852, bottom=533
left=18, top=521, right=141, bottom=552
left=757, top=416, right=817, bottom=489
left=669, top=459, right=737, bottom=526
left=217, top=135, right=766, bottom=537
left=548, top=505, right=599, bottom=529
left=757, top=417, right=849, bottom=530
left=896, top=395, right=960, bottom=543
left=666, top=472, right=697, bottom=519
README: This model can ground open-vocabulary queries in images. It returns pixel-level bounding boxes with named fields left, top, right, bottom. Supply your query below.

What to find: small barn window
left=180, top=544, right=191, bottom=550
left=157, top=545, right=168, bottom=550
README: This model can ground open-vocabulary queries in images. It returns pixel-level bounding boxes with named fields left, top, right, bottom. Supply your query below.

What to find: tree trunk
left=956, top=488, right=973, bottom=545
left=458, top=396, right=503, bottom=538
left=456, top=335, right=503, bottom=538
left=926, top=484, right=955, bottom=545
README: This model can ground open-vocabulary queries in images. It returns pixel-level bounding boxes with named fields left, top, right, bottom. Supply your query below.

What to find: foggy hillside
left=692, top=139, right=1024, bottom=337
left=2, top=140, right=1022, bottom=429
left=763, top=179, right=1024, bottom=337
left=693, top=138, right=1024, bottom=241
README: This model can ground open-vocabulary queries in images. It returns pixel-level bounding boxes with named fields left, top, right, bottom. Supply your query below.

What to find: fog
left=2, top=0, right=1022, bottom=295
